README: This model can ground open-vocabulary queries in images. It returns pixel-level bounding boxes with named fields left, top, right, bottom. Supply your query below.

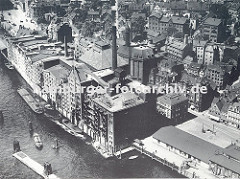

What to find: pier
left=13, top=151, right=61, bottom=179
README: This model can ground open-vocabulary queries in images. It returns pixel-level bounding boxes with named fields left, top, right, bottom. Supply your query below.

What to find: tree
left=81, top=21, right=95, bottom=37
left=209, top=4, right=230, bottom=22
left=74, top=8, right=88, bottom=23
left=131, top=16, right=147, bottom=40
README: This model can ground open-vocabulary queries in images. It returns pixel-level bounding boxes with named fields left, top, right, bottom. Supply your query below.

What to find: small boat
left=128, top=155, right=138, bottom=160
left=5, top=62, right=14, bottom=70
left=33, top=133, right=43, bottom=149
left=45, top=104, right=54, bottom=110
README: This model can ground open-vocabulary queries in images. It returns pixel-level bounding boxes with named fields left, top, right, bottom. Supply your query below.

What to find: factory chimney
left=112, top=26, right=117, bottom=70
left=64, top=36, right=68, bottom=57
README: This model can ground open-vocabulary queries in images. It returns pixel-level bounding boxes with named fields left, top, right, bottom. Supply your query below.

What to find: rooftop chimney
left=184, top=34, right=188, bottom=45
left=112, top=26, right=117, bottom=70
left=64, top=36, right=68, bottom=57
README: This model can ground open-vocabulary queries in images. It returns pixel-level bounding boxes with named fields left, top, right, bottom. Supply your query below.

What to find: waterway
left=0, top=35, right=184, bottom=179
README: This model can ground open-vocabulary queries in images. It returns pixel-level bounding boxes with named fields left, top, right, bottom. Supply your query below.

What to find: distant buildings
left=149, top=15, right=188, bottom=34
left=226, top=102, right=240, bottom=128
left=205, top=64, right=233, bottom=90
left=208, top=90, right=238, bottom=122
left=156, top=93, right=188, bottom=122
left=180, top=72, right=216, bottom=112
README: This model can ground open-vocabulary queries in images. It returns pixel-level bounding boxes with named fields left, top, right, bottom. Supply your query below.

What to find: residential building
left=193, top=39, right=207, bottom=64
left=155, top=58, right=184, bottom=84
left=180, top=72, right=216, bottom=112
left=186, top=62, right=203, bottom=76
left=149, top=15, right=188, bottom=34
left=204, top=45, right=214, bottom=65
left=208, top=91, right=238, bottom=121
left=205, top=64, right=233, bottom=90
left=226, top=102, right=240, bottom=129
left=156, top=93, right=188, bottom=122
left=202, top=18, right=223, bottom=43
left=165, top=35, right=192, bottom=61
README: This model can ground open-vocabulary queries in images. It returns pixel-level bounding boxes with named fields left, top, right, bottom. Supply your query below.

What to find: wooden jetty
left=17, top=88, right=43, bottom=114
left=12, top=151, right=60, bottom=179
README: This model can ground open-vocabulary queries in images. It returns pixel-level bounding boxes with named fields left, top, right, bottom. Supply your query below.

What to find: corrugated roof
left=153, top=126, right=223, bottom=163
left=209, top=154, right=240, bottom=174
left=224, top=144, right=240, bottom=161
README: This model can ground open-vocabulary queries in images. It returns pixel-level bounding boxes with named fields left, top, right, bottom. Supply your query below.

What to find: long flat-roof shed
left=152, top=126, right=223, bottom=163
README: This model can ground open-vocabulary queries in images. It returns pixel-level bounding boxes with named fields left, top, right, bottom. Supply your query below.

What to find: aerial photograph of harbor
left=0, top=0, right=240, bottom=178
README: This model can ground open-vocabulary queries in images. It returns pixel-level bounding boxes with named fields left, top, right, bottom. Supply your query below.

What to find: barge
left=17, top=88, right=43, bottom=114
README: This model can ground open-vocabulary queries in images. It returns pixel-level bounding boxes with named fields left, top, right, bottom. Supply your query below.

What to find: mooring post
left=44, top=162, right=53, bottom=176
left=29, top=121, right=33, bottom=132
left=13, top=140, right=21, bottom=153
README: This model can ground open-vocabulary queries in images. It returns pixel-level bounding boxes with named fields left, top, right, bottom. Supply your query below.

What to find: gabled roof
left=171, top=16, right=188, bottom=25
left=159, top=16, right=171, bottom=23
left=149, top=12, right=162, bottom=19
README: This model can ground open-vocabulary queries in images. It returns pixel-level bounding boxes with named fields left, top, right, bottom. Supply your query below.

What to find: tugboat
left=33, top=133, right=43, bottom=149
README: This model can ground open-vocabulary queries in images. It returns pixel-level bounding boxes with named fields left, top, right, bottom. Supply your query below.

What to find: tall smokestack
left=112, top=26, right=117, bottom=70
left=64, top=36, right=68, bottom=57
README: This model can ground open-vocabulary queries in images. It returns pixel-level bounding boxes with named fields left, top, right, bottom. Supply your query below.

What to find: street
left=177, top=109, right=240, bottom=148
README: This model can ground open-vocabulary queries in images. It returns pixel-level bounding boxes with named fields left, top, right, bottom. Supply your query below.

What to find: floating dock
left=13, top=151, right=60, bottom=179
left=114, top=146, right=134, bottom=156
left=17, top=88, right=43, bottom=114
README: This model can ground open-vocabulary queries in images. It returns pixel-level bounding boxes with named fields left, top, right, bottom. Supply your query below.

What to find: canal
left=0, top=42, right=183, bottom=179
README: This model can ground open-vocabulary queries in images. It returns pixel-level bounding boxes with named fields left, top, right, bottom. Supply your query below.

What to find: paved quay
left=177, top=109, right=240, bottom=148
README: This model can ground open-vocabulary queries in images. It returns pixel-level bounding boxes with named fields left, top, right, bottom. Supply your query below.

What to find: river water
left=0, top=36, right=183, bottom=179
